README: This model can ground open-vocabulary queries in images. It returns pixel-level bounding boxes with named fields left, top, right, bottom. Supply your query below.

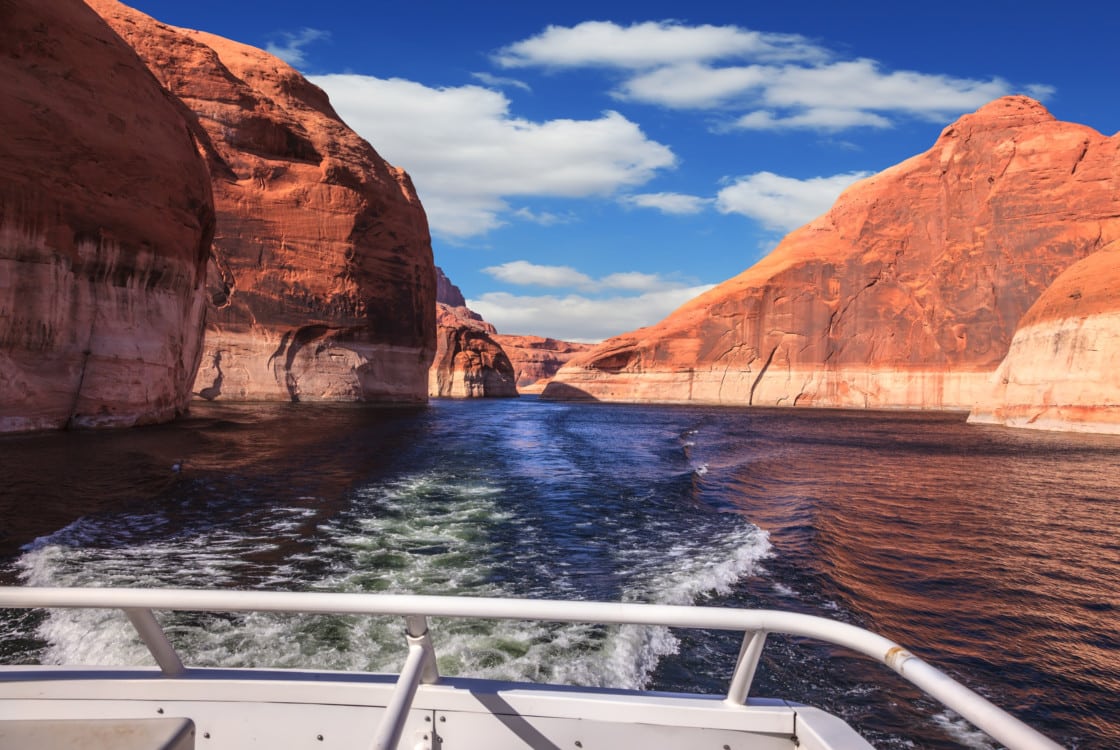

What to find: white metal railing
left=0, top=586, right=1063, bottom=750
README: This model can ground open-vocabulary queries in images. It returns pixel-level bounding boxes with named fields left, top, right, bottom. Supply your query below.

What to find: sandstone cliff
left=429, top=268, right=516, bottom=398
left=0, top=0, right=214, bottom=432
left=492, top=335, right=594, bottom=393
left=91, top=0, right=436, bottom=404
left=545, top=97, right=1120, bottom=409
left=969, top=242, right=1120, bottom=432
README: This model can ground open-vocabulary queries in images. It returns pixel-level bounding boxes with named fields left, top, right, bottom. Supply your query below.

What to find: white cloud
left=265, top=28, right=329, bottom=68
left=735, top=108, right=892, bottom=131
left=1025, top=83, right=1057, bottom=101
left=471, top=72, right=532, bottom=92
left=618, top=62, right=769, bottom=109
left=761, top=59, right=1012, bottom=119
left=467, top=285, right=715, bottom=342
left=715, top=171, right=872, bottom=231
left=599, top=271, right=691, bottom=292
left=483, top=261, right=594, bottom=289
left=496, top=21, right=1054, bottom=132
left=623, top=60, right=1019, bottom=125
left=512, top=207, right=571, bottom=226
left=622, top=192, right=712, bottom=215
left=483, top=260, right=700, bottom=294
left=311, top=74, right=676, bottom=239
left=495, top=21, right=823, bottom=70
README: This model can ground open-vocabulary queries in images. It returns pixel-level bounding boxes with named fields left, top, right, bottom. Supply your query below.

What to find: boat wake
left=12, top=468, right=771, bottom=691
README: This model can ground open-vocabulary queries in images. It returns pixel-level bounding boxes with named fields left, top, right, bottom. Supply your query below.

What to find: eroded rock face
left=0, top=0, right=214, bottom=432
left=492, top=335, right=594, bottom=393
left=429, top=304, right=517, bottom=398
left=91, top=0, right=435, bottom=403
left=969, top=242, right=1120, bottom=432
left=546, top=97, right=1120, bottom=409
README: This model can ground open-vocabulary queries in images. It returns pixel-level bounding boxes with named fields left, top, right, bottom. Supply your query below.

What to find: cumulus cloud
left=471, top=72, right=532, bottom=92
left=497, top=21, right=1053, bottom=131
left=512, top=207, right=571, bottom=226
left=495, top=21, right=824, bottom=69
left=622, top=192, right=712, bottom=215
left=467, top=285, right=715, bottom=342
left=311, top=74, right=676, bottom=238
left=483, top=261, right=594, bottom=289
left=735, top=108, right=892, bottom=131
left=619, top=62, right=770, bottom=109
left=266, top=28, right=329, bottom=68
left=716, top=171, right=872, bottom=231
left=483, top=260, right=696, bottom=294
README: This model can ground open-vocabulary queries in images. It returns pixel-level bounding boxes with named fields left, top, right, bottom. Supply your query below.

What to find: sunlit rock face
left=91, top=0, right=436, bottom=404
left=546, top=97, right=1120, bottom=410
left=0, top=0, right=214, bottom=432
left=492, top=335, right=594, bottom=393
left=970, top=242, right=1120, bottom=433
left=429, top=269, right=516, bottom=398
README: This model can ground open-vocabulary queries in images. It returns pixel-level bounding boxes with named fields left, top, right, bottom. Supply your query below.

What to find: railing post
left=725, top=629, right=767, bottom=705
left=405, top=614, right=439, bottom=685
left=123, top=608, right=185, bottom=677
left=371, top=616, right=439, bottom=750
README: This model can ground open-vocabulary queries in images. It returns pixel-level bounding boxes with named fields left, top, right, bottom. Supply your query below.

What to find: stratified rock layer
left=492, top=335, right=594, bottom=393
left=429, top=304, right=517, bottom=398
left=546, top=97, right=1120, bottom=409
left=969, top=242, right=1120, bottom=432
left=91, top=0, right=435, bottom=403
left=0, top=0, right=214, bottom=432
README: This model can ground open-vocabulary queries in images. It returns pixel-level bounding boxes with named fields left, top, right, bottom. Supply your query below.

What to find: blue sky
left=125, top=0, right=1118, bottom=342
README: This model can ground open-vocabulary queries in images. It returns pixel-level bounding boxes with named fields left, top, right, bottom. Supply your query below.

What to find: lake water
left=1, top=398, right=1117, bottom=748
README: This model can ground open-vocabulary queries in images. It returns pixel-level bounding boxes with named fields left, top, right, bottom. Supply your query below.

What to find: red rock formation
left=969, top=242, right=1120, bottom=432
left=0, top=0, right=214, bottom=432
left=492, top=335, right=594, bottom=393
left=90, top=0, right=435, bottom=403
left=429, top=304, right=517, bottom=398
left=546, top=97, right=1120, bottom=409
left=431, top=267, right=587, bottom=394
left=435, top=266, right=491, bottom=329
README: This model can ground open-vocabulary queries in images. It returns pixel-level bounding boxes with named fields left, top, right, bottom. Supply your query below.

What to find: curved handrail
left=0, top=587, right=1063, bottom=749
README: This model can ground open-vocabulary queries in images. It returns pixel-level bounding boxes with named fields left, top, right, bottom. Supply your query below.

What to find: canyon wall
left=91, top=0, right=436, bottom=404
left=0, top=0, right=214, bottom=432
left=545, top=97, right=1120, bottom=410
left=492, top=335, right=594, bottom=393
left=969, top=243, right=1120, bottom=433
left=429, top=304, right=518, bottom=398
left=429, top=268, right=516, bottom=398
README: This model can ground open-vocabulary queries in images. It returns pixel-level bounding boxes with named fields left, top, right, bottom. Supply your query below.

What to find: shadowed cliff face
left=428, top=303, right=517, bottom=399
left=0, top=0, right=215, bottom=432
left=970, top=242, right=1120, bottom=433
left=546, top=96, right=1120, bottom=411
left=90, top=0, right=436, bottom=404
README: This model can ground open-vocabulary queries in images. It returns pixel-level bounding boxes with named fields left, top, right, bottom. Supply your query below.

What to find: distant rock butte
left=969, top=242, right=1120, bottom=432
left=0, top=0, right=214, bottom=432
left=429, top=267, right=589, bottom=396
left=546, top=97, right=1120, bottom=411
left=429, top=303, right=517, bottom=398
left=492, top=335, right=595, bottom=393
left=91, top=0, right=436, bottom=404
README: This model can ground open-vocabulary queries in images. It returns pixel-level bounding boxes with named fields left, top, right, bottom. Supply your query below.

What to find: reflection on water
left=0, top=400, right=1117, bottom=748
left=682, top=408, right=1120, bottom=748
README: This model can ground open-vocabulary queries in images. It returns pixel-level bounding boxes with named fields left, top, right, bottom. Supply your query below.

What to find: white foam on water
left=931, top=710, right=998, bottom=750
left=773, top=583, right=797, bottom=597
left=12, top=470, right=773, bottom=691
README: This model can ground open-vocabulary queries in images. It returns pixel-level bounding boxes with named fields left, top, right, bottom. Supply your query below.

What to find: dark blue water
left=1, top=398, right=1117, bottom=748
